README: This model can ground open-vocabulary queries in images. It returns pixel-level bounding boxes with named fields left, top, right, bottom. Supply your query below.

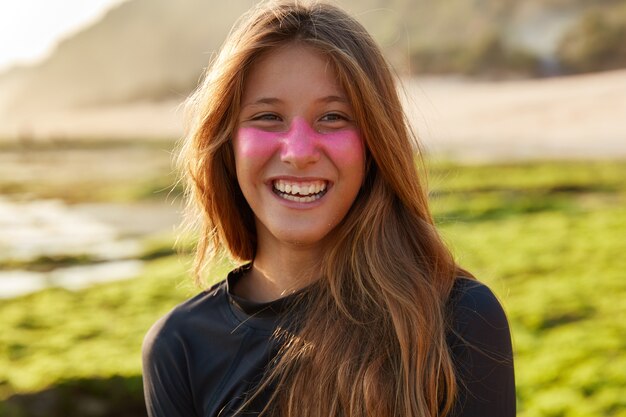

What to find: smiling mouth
left=272, top=179, right=328, bottom=203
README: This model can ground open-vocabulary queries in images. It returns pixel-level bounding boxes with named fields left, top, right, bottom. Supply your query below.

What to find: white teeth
left=281, top=194, right=317, bottom=203
left=272, top=179, right=328, bottom=201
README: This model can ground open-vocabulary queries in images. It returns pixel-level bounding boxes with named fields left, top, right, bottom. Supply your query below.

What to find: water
left=0, top=260, right=143, bottom=299
left=0, top=198, right=141, bottom=262
left=0, top=197, right=179, bottom=298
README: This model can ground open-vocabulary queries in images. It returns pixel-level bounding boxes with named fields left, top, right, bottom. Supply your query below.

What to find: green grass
left=1, top=159, right=625, bottom=416
left=0, top=256, right=189, bottom=396
left=429, top=160, right=626, bottom=417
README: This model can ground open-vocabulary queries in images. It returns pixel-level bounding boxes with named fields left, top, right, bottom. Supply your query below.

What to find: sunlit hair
left=178, top=1, right=474, bottom=416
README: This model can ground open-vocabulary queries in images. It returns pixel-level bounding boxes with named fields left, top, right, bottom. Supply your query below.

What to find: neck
left=235, top=241, right=322, bottom=303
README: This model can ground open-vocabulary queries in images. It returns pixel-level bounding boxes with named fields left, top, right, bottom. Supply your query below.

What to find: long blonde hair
left=179, top=2, right=472, bottom=416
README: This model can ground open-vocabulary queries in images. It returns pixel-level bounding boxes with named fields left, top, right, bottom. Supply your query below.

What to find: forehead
left=241, top=43, right=346, bottom=103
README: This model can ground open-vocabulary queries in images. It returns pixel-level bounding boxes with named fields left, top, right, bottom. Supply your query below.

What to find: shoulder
left=446, top=278, right=514, bottom=376
left=142, top=283, right=227, bottom=417
left=142, top=280, right=227, bottom=361
left=446, top=278, right=516, bottom=416
left=448, top=278, right=510, bottom=339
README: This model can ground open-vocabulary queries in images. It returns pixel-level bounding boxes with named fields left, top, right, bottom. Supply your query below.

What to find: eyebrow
left=241, top=95, right=349, bottom=108
left=317, top=95, right=349, bottom=104
left=242, top=97, right=282, bottom=107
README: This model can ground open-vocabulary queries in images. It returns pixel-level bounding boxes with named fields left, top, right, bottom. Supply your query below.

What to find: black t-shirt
left=142, top=266, right=515, bottom=417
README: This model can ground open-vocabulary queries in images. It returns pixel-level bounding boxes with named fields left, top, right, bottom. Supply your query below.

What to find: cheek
left=320, top=129, right=365, bottom=170
left=234, top=127, right=281, bottom=167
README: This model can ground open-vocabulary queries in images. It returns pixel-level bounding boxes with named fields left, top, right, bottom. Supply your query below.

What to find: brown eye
left=320, top=113, right=347, bottom=122
left=253, top=113, right=281, bottom=121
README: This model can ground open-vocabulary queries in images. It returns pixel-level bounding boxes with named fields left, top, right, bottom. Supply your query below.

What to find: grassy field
left=1, top=147, right=624, bottom=416
left=428, top=161, right=626, bottom=417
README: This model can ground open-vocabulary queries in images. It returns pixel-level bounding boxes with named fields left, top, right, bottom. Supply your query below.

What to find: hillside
left=0, top=0, right=625, bottom=139
left=0, top=0, right=255, bottom=112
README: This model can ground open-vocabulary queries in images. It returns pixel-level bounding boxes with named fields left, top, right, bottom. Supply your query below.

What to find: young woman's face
left=233, top=44, right=365, bottom=251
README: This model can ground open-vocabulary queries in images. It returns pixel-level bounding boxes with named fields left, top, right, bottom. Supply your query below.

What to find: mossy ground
left=1, top=152, right=624, bottom=417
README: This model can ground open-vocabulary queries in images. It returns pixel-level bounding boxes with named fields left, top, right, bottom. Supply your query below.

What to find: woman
left=142, top=2, right=515, bottom=417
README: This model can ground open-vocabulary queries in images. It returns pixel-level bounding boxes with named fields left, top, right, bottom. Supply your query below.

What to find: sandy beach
left=403, top=70, right=626, bottom=160
left=1, top=70, right=625, bottom=159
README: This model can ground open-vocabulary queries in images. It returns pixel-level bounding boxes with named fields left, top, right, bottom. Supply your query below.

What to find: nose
left=280, top=118, right=321, bottom=168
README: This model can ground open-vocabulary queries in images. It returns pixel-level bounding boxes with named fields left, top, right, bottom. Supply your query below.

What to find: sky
left=0, top=0, right=126, bottom=72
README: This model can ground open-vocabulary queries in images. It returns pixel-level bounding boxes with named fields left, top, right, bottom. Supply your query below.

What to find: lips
left=272, top=179, right=328, bottom=203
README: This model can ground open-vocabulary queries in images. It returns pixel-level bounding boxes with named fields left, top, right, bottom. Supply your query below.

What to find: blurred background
left=0, top=1, right=624, bottom=416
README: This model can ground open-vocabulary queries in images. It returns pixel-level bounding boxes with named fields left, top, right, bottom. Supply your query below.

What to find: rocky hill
left=0, top=0, right=624, bottom=123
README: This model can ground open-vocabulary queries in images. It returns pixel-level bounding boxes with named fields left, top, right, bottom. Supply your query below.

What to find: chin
left=271, top=226, right=335, bottom=248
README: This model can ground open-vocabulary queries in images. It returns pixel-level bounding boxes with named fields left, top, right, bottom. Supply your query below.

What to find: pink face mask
left=235, top=117, right=364, bottom=171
